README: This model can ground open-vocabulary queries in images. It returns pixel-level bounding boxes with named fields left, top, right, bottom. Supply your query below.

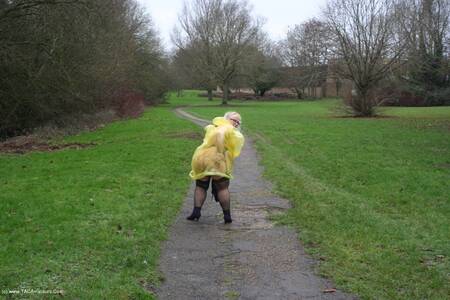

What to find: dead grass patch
left=0, top=135, right=96, bottom=154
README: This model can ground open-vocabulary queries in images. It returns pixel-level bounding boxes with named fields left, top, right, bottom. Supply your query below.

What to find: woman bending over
left=187, top=111, right=244, bottom=224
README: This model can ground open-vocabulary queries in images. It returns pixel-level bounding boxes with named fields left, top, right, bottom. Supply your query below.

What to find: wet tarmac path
left=156, top=108, right=357, bottom=300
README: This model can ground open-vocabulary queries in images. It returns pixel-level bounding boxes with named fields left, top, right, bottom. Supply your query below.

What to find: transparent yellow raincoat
left=189, top=117, right=245, bottom=180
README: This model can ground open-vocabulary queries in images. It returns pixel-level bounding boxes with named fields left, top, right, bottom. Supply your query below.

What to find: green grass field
left=0, top=107, right=200, bottom=299
left=1, top=91, right=449, bottom=299
left=185, top=96, right=450, bottom=299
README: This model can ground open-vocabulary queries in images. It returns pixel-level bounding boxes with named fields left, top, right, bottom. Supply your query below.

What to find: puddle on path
left=217, top=204, right=286, bottom=231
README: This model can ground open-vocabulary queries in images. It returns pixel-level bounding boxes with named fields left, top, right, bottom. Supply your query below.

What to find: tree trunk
left=336, top=79, right=341, bottom=97
left=295, top=88, right=303, bottom=99
left=357, top=89, right=374, bottom=117
left=207, top=88, right=212, bottom=101
left=222, top=83, right=229, bottom=105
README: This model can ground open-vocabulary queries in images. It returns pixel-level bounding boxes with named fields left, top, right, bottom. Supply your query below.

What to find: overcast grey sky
left=137, top=0, right=328, bottom=49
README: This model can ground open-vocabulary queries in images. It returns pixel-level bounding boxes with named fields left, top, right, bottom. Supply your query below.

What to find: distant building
left=217, top=64, right=353, bottom=99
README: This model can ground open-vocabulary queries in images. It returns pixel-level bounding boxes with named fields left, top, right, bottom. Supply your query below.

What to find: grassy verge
left=185, top=97, right=450, bottom=299
left=0, top=107, right=200, bottom=299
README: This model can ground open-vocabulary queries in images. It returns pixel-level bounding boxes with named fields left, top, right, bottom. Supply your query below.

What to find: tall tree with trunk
left=211, top=0, right=260, bottom=104
left=324, top=0, right=407, bottom=116
left=173, top=0, right=218, bottom=100
left=174, top=0, right=260, bottom=104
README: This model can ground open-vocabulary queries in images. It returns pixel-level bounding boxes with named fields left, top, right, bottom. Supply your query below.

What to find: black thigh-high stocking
left=194, top=184, right=208, bottom=207
left=213, top=178, right=232, bottom=223
left=187, top=177, right=210, bottom=221
left=217, top=187, right=230, bottom=210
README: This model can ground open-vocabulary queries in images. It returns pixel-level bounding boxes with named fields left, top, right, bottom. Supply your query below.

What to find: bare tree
left=174, top=0, right=260, bottom=104
left=241, top=37, right=282, bottom=96
left=395, top=0, right=449, bottom=105
left=172, top=0, right=219, bottom=100
left=212, top=0, right=260, bottom=103
left=324, top=0, right=407, bottom=116
left=283, top=19, right=332, bottom=67
left=280, top=18, right=333, bottom=99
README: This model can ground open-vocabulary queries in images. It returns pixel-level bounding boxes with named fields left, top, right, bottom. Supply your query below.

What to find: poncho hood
left=212, top=117, right=232, bottom=127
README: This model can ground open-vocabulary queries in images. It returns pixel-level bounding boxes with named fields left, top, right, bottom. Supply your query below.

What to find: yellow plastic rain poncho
left=189, top=117, right=245, bottom=180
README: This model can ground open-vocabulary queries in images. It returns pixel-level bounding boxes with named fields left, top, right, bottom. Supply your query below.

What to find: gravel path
left=156, top=108, right=357, bottom=300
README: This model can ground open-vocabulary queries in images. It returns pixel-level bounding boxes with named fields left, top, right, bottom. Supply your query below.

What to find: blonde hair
left=224, top=111, right=241, bottom=122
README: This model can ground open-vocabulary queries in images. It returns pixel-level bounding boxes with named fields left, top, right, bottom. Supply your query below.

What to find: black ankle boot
left=223, top=209, right=232, bottom=224
left=187, top=207, right=201, bottom=221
